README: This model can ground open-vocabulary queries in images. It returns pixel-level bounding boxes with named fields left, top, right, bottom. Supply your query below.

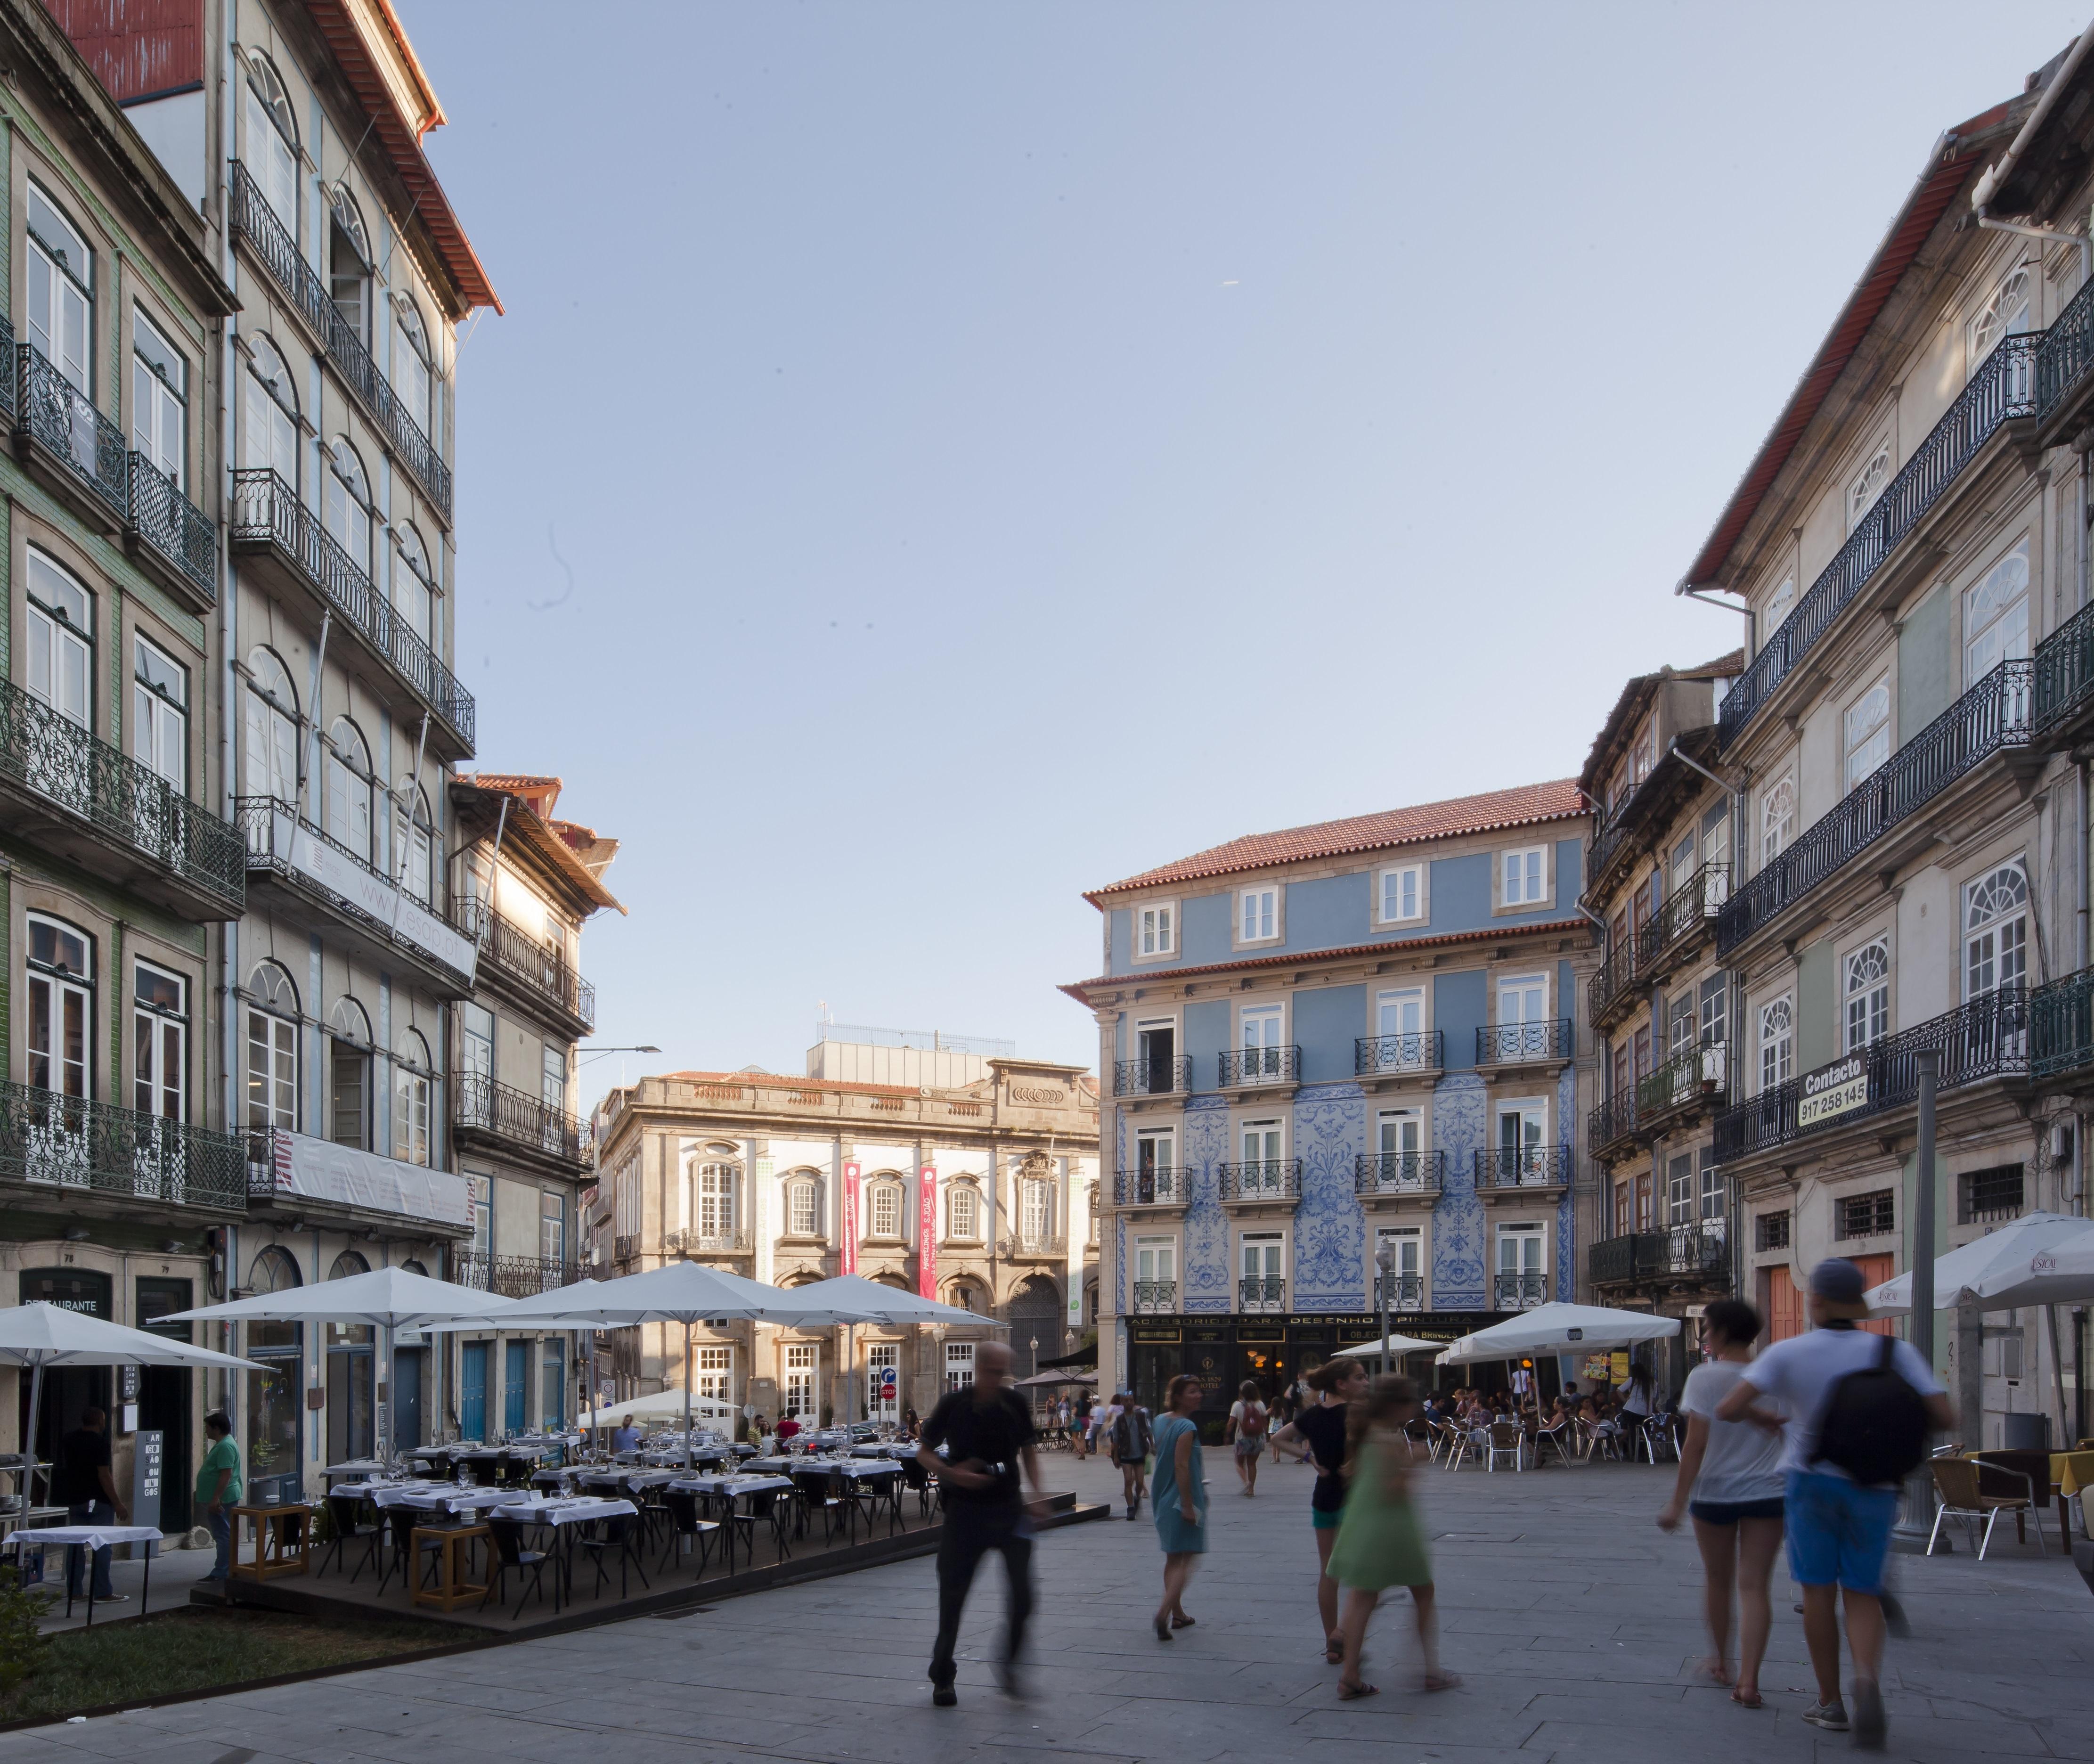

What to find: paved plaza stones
left=0, top=1452, right=2086, bottom=1763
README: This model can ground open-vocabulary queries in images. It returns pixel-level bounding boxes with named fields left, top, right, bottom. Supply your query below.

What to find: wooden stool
left=231, top=1504, right=311, bottom=1581
left=412, top=1523, right=489, bottom=1612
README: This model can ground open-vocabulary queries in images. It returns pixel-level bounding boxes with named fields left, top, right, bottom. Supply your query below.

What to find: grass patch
left=1, top=1605, right=460, bottom=1723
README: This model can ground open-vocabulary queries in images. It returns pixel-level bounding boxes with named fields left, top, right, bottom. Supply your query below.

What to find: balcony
left=1587, top=1089, right=1641, bottom=1160
left=2033, top=965, right=2094, bottom=1080
left=1713, top=987, right=2027, bottom=1161
left=1589, top=1222, right=1730, bottom=1288
left=998, top=1233, right=1068, bottom=1260
left=1588, top=939, right=1640, bottom=1032
left=1591, top=792, right=1641, bottom=886
left=454, top=1251, right=581, bottom=1298
left=228, top=162, right=453, bottom=521
left=1353, top=1151, right=1444, bottom=1200
left=1220, top=1045, right=1301, bottom=1091
left=1636, top=1042, right=1729, bottom=1130
left=1476, top=1019, right=1573, bottom=1070
left=1239, top=1275, right=1286, bottom=1313
left=229, top=470, right=474, bottom=759
left=1218, top=1159, right=1302, bottom=1206
left=126, top=451, right=219, bottom=607
left=1115, top=1166, right=1188, bottom=1207
left=1372, top=1272, right=1424, bottom=1312
left=2038, top=272, right=2094, bottom=440
left=1718, top=334, right=2038, bottom=750
left=2033, top=593, right=2094, bottom=745
left=0, top=678, right=244, bottom=921
left=1474, top=1144, right=1572, bottom=1195
left=15, top=337, right=126, bottom=523
left=457, top=900, right=596, bottom=1037
left=1637, top=864, right=1729, bottom=980
left=1718, top=659, right=2031, bottom=958
left=664, top=1227, right=752, bottom=1256
left=236, top=797, right=476, bottom=992
left=454, top=1074, right=591, bottom=1173
left=613, top=1233, right=640, bottom=1265
left=1494, top=1271, right=1548, bottom=1309
left=1354, top=1032, right=1442, bottom=1084
left=0, top=1079, right=247, bottom=1214
left=1114, top=1056, right=1191, bottom=1098
left=1132, top=1279, right=1177, bottom=1315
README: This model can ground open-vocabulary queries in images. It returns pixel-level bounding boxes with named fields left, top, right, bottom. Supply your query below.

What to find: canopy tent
left=1435, top=1302, right=1681, bottom=1367
left=1, top=1302, right=268, bottom=1508
left=1333, top=1332, right=1443, bottom=1362
left=579, top=1388, right=739, bottom=1428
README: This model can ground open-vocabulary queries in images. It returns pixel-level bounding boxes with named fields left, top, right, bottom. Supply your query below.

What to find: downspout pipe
left=1972, top=20, right=2094, bottom=278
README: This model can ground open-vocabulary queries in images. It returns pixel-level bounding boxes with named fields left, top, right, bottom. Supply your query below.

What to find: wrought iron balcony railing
left=1, top=678, right=244, bottom=911
left=230, top=469, right=475, bottom=750
left=1637, top=1042, right=1728, bottom=1119
left=664, top=1227, right=752, bottom=1255
left=1714, top=987, right=2027, bottom=1160
left=1354, top=1031, right=1442, bottom=1077
left=1638, top=864, right=1729, bottom=967
left=1353, top=1151, right=1444, bottom=1197
left=1589, top=1222, right=1730, bottom=1286
left=1474, top=1144, right=1573, bottom=1190
left=228, top=161, right=452, bottom=519
left=1114, top=1056, right=1191, bottom=1097
left=1588, top=938, right=1639, bottom=1027
left=456, top=900, right=595, bottom=1031
left=1220, top=1045, right=1301, bottom=1086
left=1115, top=1166, right=1188, bottom=1206
left=1372, top=1273, right=1424, bottom=1312
left=2034, top=593, right=2094, bottom=738
left=1719, top=658, right=2030, bottom=955
left=1588, top=1233, right=1636, bottom=1285
left=998, top=1232, right=1068, bottom=1258
left=454, top=1251, right=581, bottom=1298
left=1719, top=334, right=2038, bottom=749
left=1133, top=1280, right=1177, bottom=1314
left=613, top=1233, right=639, bottom=1264
left=1494, top=1271, right=1548, bottom=1309
left=0, top=1078, right=247, bottom=1210
left=1477, top=1019, right=1573, bottom=1066
left=2039, top=273, right=2094, bottom=426
left=2033, top=965, right=2094, bottom=1079
left=1217, top=1158, right=1303, bottom=1202
left=454, top=1073, right=590, bottom=1166
left=1588, top=1088, right=1641, bottom=1157
left=128, top=451, right=217, bottom=604
left=17, top=341, right=126, bottom=517
left=1591, top=790, right=1643, bottom=882
left=1239, top=1275, right=1287, bottom=1313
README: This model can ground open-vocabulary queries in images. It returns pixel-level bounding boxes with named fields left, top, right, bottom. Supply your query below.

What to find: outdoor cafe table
left=490, top=1495, right=639, bottom=1612
left=4, top=1524, right=162, bottom=1626
left=667, top=1474, right=794, bottom=1569
left=324, top=1458, right=391, bottom=1479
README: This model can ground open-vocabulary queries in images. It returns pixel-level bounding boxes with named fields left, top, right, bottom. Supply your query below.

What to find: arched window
left=393, top=521, right=435, bottom=647
left=393, top=295, right=432, bottom=432
left=947, top=1183, right=979, bottom=1241
left=324, top=438, right=372, bottom=576
left=392, top=1027, right=432, bottom=1167
left=1965, top=863, right=2029, bottom=1000
left=942, top=1279, right=986, bottom=1314
left=242, top=646, right=299, bottom=806
left=1758, top=996, right=1793, bottom=1092
left=1843, top=941, right=1890, bottom=1053
left=329, top=186, right=371, bottom=342
left=328, top=996, right=372, bottom=1150
left=26, top=914, right=93, bottom=1099
left=1760, top=776, right=1795, bottom=865
left=245, top=959, right=298, bottom=1129
left=327, top=1251, right=372, bottom=1352
left=393, top=780, right=434, bottom=903
left=401, top=1259, right=428, bottom=1278
left=682, top=1149, right=739, bottom=1238
left=1971, top=268, right=2032, bottom=370
left=244, top=1241, right=303, bottom=1482
left=869, top=1178, right=904, bottom=1239
left=1019, top=1176, right=1052, bottom=1247
left=786, top=1173, right=819, bottom=1237
left=1849, top=446, right=1891, bottom=531
left=325, top=717, right=377, bottom=866
left=244, top=53, right=299, bottom=228
left=26, top=182, right=92, bottom=394
left=26, top=550, right=92, bottom=733
left=243, top=335, right=299, bottom=484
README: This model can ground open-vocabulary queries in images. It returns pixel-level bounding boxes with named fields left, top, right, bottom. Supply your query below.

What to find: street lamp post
left=1375, top=1239, right=1396, bottom=1377
left=1894, top=1048, right=1942, bottom=1552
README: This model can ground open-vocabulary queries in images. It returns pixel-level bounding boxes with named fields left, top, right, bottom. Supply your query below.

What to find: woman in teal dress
left=1149, top=1374, right=1207, bottom=1641
left=1326, top=1375, right=1458, bottom=1698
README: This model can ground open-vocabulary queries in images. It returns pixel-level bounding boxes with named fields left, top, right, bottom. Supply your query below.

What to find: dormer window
left=1137, top=901, right=1175, bottom=958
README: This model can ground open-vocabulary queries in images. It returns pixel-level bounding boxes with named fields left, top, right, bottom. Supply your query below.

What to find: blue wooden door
left=460, top=1340, right=488, bottom=1441
left=504, top=1340, right=529, bottom=1435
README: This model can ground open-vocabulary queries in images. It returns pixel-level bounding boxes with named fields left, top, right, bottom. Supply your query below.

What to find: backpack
left=1115, top=1407, right=1152, bottom=1461
left=1809, top=1334, right=1930, bottom=1487
left=1238, top=1402, right=1267, bottom=1438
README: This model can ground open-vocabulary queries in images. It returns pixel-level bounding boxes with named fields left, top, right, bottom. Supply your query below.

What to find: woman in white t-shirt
left=1224, top=1382, right=1270, bottom=1495
left=1657, top=1298, right=1787, bottom=1709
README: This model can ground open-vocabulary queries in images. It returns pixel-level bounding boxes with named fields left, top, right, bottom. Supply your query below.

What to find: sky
left=401, top=0, right=2092, bottom=1095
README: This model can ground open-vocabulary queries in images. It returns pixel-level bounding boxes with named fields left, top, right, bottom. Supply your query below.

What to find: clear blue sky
left=405, top=1, right=2089, bottom=1093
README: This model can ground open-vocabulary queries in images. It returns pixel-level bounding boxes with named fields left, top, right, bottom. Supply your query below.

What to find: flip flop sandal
left=1171, top=1614, right=1196, bottom=1628
left=1337, top=1681, right=1380, bottom=1701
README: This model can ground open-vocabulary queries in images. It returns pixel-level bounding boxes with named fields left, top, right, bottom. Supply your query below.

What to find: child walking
left=1326, top=1375, right=1457, bottom=1698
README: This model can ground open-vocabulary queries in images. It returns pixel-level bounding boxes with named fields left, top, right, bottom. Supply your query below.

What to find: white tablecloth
left=5, top=1524, right=163, bottom=1553
left=368, top=1484, right=515, bottom=1516
left=667, top=1475, right=792, bottom=1499
left=492, top=1495, right=637, bottom=1527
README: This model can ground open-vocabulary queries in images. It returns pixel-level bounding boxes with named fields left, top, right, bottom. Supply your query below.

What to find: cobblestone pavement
left=2, top=1449, right=2087, bottom=1762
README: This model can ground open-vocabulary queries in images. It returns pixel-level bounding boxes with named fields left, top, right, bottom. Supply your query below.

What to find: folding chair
left=576, top=1511, right=651, bottom=1600
left=320, top=1492, right=382, bottom=1582
left=657, top=1488, right=721, bottom=1578
left=481, top=1516, right=562, bottom=1619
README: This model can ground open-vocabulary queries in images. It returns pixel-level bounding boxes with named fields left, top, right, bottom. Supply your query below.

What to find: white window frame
left=694, top=1344, right=733, bottom=1405
left=132, top=958, right=185, bottom=1123
left=787, top=1175, right=819, bottom=1238
left=782, top=1341, right=818, bottom=1417
left=1843, top=939, right=1890, bottom=1053
left=132, top=634, right=187, bottom=793
left=1848, top=439, right=1891, bottom=531
left=1134, top=899, right=1177, bottom=961
left=1495, top=971, right=1548, bottom=1026
left=946, top=1182, right=979, bottom=1241
left=1133, top=1234, right=1178, bottom=1284
left=1969, top=265, right=2033, bottom=378
left=944, top=1340, right=976, bottom=1391
left=1378, top=863, right=1425, bottom=926
left=1964, top=539, right=2031, bottom=691
left=1964, top=861, right=2030, bottom=1001
left=1759, top=996, right=1794, bottom=1092
left=1843, top=678, right=1890, bottom=793
left=1499, top=845, right=1548, bottom=911
left=870, top=1180, right=904, bottom=1239
left=1237, top=885, right=1281, bottom=947
left=1763, top=573, right=1796, bottom=638
left=1760, top=773, right=1796, bottom=865
left=1238, top=1001, right=1285, bottom=1055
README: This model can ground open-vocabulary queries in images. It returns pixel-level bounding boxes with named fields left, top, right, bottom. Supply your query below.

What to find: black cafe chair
left=482, top=1516, right=562, bottom=1620
left=577, top=1511, right=651, bottom=1601
left=321, top=1492, right=382, bottom=1582
left=657, top=1489, right=721, bottom=1578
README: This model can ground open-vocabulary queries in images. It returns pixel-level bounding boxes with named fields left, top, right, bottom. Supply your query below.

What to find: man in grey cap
left=1718, top=1257, right=1952, bottom=1749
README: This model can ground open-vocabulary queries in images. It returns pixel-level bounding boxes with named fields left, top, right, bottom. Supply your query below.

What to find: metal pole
left=1896, top=1049, right=1940, bottom=1549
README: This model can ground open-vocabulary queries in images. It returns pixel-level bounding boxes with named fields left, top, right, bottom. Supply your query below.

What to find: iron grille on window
left=1958, top=1163, right=2025, bottom=1226
left=1755, top=1210, right=1790, bottom=1252
left=1835, top=1189, right=1895, bottom=1241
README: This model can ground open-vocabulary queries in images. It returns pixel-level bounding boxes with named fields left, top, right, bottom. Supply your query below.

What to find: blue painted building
left=1063, top=781, right=1601, bottom=1419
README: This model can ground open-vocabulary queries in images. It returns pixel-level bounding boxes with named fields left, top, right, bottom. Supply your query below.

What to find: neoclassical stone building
left=590, top=1029, right=1100, bottom=1423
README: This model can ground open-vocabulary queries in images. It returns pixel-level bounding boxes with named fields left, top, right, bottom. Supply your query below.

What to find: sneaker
left=931, top=1686, right=958, bottom=1708
left=1850, top=1680, right=1885, bottom=1750
left=92, top=1592, right=128, bottom=1603
left=1801, top=1701, right=1849, bottom=1733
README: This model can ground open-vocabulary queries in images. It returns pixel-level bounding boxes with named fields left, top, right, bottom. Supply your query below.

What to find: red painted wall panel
left=42, top=0, right=203, bottom=104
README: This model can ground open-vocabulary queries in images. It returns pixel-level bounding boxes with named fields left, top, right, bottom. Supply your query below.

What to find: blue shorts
left=1784, top=1469, right=1898, bottom=1593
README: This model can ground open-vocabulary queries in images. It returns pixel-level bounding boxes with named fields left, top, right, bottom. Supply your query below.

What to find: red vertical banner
left=917, top=1164, right=938, bottom=1298
left=840, top=1161, right=861, bottom=1275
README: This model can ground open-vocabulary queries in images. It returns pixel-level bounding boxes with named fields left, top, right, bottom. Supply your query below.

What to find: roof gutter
left=1972, top=20, right=2094, bottom=279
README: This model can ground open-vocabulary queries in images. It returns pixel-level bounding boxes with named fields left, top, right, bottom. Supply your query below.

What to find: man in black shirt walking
left=918, top=1339, right=1043, bottom=1706
left=53, top=1406, right=129, bottom=1602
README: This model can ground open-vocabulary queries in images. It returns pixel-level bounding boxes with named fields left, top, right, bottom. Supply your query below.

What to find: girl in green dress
left=1326, top=1375, right=1458, bottom=1699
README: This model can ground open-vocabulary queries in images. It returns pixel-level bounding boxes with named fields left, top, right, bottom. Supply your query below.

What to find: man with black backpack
left=1718, top=1258, right=1953, bottom=1749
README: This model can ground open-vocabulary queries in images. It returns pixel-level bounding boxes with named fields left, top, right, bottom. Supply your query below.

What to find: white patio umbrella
left=1863, top=1212, right=2094, bottom=1438
left=1333, top=1332, right=1442, bottom=1361
left=578, top=1388, right=739, bottom=1428
left=1, top=1303, right=268, bottom=1509
left=169, top=1267, right=525, bottom=1466
left=778, top=1274, right=1013, bottom=1423
left=1436, top=1302, right=1680, bottom=1366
